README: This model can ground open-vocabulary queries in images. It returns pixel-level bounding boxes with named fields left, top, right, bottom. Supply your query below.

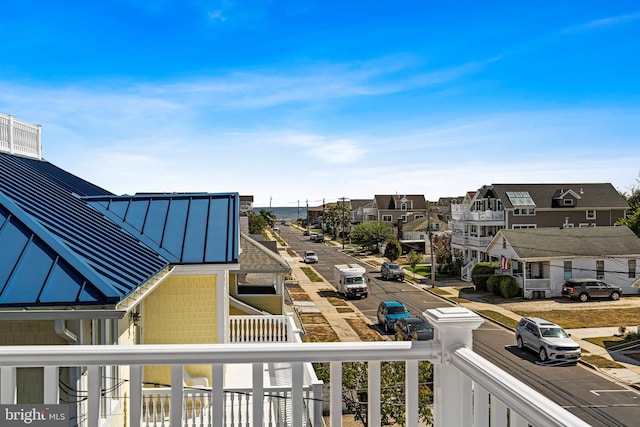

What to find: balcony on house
left=451, top=205, right=505, bottom=223
left=0, top=308, right=588, bottom=427
left=0, top=113, right=42, bottom=159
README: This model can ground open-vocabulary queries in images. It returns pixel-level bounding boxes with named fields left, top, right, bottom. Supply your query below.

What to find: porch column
left=425, top=307, right=484, bottom=427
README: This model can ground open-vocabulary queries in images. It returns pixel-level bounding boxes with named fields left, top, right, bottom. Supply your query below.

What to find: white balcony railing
left=451, top=208, right=504, bottom=222
left=229, top=315, right=291, bottom=343
left=0, top=113, right=42, bottom=159
left=0, top=308, right=589, bottom=427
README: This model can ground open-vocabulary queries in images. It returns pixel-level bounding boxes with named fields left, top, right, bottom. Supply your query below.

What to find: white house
left=485, top=226, right=640, bottom=299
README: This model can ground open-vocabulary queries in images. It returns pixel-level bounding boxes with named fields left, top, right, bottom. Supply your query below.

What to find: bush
left=486, top=274, right=520, bottom=298
left=471, top=262, right=497, bottom=291
left=486, top=275, right=501, bottom=295
left=384, top=240, right=402, bottom=261
left=500, top=275, right=519, bottom=298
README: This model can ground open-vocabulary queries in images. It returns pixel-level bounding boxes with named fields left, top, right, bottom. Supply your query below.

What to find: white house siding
left=550, top=258, right=640, bottom=296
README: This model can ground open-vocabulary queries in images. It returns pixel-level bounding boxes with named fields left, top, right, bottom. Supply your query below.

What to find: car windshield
left=540, top=327, right=569, bottom=338
left=387, top=306, right=407, bottom=314
left=387, top=264, right=400, bottom=270
left=306, top=252, right=315, bottom=256
left=346, top=277, right=365, bottom=285
left=408, top=322, right=430, bottom=333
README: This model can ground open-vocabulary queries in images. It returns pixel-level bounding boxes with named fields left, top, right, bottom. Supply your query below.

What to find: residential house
left=349, top=198, right=375, bottom=224
left=371, top=194, right=429, bottom=226
left=484, top=226, right=640, bottom=298
left=450, top=183, right=629, bottom=281
left=398, top=209, right=449, bottom=253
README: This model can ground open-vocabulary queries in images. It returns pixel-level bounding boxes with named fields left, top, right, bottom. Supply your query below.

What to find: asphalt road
left=277, top=225, right=640, bottom=426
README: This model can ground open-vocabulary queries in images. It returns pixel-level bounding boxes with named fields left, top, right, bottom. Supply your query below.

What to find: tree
left=314, top=361, right=433, bottom=426
left=248, top=211, right=267, bottom=234
left=349, top=222, right=394, bottom=252
left=324, top=203, right=352, bottom=237
left=405, top=250, right=423, bottom=278
left=384, top=240, right=401, bottom=261
left=258, top=208, right=277, bottom=227
left=618, top=172, right=640, bottom=237
left=431, top=233, right=453, bottom=273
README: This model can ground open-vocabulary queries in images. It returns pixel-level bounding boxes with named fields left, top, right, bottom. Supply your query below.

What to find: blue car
left=377, top=301, right=410, bottom=332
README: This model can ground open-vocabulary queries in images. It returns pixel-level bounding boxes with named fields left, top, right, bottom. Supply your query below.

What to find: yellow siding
left=143, top=274, right=217, bottom=385
left=235, top=296, right=283, bottom=314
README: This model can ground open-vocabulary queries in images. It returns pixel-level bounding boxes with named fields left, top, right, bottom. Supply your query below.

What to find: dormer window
left=400, top=202, right=407, bottom=211
left=563, top=199, right=574, bottom=206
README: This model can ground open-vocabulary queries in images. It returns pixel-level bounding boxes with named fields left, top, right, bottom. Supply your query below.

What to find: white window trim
left=586, top=210, right=596, bottom=220
left=382, top=215, right=392, bottom=222
left=512, top=224, right=536, bottom=229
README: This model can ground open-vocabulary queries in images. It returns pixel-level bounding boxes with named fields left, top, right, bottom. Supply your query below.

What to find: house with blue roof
left=0, top=114, right=303, bottom=426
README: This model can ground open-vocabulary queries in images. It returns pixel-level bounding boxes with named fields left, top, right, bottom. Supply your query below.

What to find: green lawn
left=511, top=308, right=640, bottom=329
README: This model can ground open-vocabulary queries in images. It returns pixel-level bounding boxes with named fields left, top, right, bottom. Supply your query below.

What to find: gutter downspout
left=54, top=319, right=78, bottom=343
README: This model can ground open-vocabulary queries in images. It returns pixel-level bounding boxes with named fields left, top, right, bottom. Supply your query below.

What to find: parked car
left=381, top=262, right=405, bottom=281
left=377, top=301, right=410, bottom=333
left=394, top=317, right=434, bottom=341
left=310, top=233, right=319, bottom=241
left=561, top=278, right=622, bottom=302
left=303, top=230, right=310, bottom=236
left=304, top=250, right=318, bottom=263
left=315, top=234, right=325, bottom=243
left=515, top=317, right=581, bottom=363
left=273, top=226, right=279, bottom=231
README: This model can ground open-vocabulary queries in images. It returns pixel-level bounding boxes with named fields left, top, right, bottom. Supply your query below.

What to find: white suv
left=515, top=317, right=581, bottom=363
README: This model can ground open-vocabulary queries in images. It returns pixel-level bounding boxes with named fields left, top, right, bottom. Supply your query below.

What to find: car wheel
left=579, top=293, right=589, bottom=302
left=539, top=347, right=548, bottom=362
left=611, top=292, right=620, bottom=301
left=516, top=336, right=524, bottom=349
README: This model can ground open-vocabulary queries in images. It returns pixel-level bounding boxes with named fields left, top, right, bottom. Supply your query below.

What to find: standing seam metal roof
left=0, top=152, right=239, bottom=307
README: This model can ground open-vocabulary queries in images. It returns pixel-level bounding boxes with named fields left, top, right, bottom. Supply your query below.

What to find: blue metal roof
left=85, top=193, right=239, bottom=264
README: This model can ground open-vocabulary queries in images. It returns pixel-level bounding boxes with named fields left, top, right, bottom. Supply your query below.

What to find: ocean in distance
left=253, top=206, right=307, bottom=220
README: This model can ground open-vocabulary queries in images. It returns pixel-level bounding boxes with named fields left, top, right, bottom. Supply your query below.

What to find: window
left=578, top=223, right=590, bottom=228
left=400, top=202, right=407, bottom=211
left=630, top=260, right=637, bottom=279
left=401, top=215, right=408, bottom=222
left=586, top=210, right=596, bottom=220
left=382, top=215, right=392, bottom=222
left=564, top=261, right=572, bottom=280
left=513, top=208, right=536, bottom=216
left=563, top=199, right=574, bottom=206
left=512, top=224, right=536, bottom=229
left=414, top=214, right=424, bottom=220
left=596, top=260, right=604, bottom=280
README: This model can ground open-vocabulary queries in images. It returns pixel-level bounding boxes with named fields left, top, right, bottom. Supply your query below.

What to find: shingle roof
left=238, top=233, right=291, bottom=273
left=374, top=195, right=427, bottom=210
left=498, top=226, right=640, bottom=259
left=485, top=183, right=629, bottom=210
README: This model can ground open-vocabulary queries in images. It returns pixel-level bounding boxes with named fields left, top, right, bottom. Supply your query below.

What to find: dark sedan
left=394, top=317, right=434, bottom=341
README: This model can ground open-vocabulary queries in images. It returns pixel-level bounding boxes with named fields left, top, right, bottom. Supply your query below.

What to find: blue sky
left=2, top=1, right=639, bottom=207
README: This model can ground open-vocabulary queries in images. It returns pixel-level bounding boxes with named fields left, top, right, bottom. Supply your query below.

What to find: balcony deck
left=0, top=308, right=589, bottom=427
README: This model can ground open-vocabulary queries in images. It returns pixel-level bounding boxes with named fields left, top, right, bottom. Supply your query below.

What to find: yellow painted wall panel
left=143, top=274, right=218, bottom=386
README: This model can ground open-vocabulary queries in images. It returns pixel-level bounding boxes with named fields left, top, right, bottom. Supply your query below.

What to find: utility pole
left=297, top=200, right=300, bottom=224
left=427, top=200, right=436, bottom=288
left=339, top=197, right=349, bottom=250
left=306, top=199, right=309, bottom=233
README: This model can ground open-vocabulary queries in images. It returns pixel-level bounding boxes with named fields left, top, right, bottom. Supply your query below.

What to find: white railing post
left=330, top=362, right=342, bottom=427
left=0, top=367, right=17, bottom=404
left=7, top=114, right=14, bottom=154
left=425, top=307, right=484, bottom=427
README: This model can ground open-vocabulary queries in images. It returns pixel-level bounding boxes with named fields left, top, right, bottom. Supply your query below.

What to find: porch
left=0, top=308, right=589, bottom=427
